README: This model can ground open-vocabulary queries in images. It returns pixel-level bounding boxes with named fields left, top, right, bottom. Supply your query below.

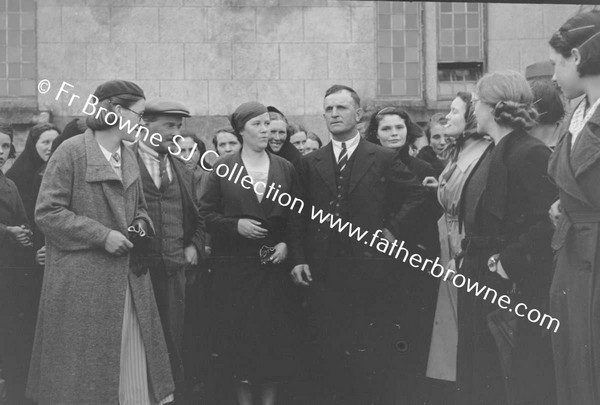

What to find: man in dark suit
left=133, top=99, right=205, bottom=404
left=290, top=85, right=429, bottom=404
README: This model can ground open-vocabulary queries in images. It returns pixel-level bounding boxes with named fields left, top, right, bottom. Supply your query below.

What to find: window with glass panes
left=0, top=0, right=36, bottom=98
left=437, top=2, right=484, bottom=99
left=377, top=1, right=422, bottom=98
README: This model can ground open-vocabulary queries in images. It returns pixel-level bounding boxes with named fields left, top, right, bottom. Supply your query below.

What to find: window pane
left=440, top=14, right=452, bottom=29
left=379, top=47, right=392, bottom=63
left=377, top=2, right=422, bottom=98
left=379, top=14, right=391, bottom=30
left=393, top=48, right=404, bottom=62
left=438, top=2, right=484, bottom=63
left=380, top=63, right=392, bottom=79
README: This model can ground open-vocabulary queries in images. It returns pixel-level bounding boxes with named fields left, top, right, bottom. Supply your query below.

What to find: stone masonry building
left=0, top=0, right=594, bottom=154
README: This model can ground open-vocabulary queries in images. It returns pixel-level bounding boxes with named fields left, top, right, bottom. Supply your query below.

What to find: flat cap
left=93, top=80, right=145, bottom=101
left=144, top=98, right=191, bottom=117
left=525, top=61, right=554, bottom=80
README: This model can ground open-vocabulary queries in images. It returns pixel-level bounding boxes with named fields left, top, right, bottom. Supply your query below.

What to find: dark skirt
left=201, top=256, right=298, bottom=384
left=456, top=246, right=510, bottom=405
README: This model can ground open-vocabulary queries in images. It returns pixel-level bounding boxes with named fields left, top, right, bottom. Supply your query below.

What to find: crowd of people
left=1, top=9, right=600, bottom=405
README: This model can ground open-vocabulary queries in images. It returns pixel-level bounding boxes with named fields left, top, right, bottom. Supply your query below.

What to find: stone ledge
left=0, top=98, right=48, bottom=124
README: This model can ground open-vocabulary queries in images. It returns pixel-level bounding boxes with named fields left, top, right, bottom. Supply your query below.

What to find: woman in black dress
left=456, top=70, right=557, bottom=405
left=199, top=101, right=301, bottom=405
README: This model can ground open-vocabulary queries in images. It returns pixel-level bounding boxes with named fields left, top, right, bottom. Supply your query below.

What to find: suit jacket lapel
left=314, top=143, right=337, bottom=196
left=348, top=139, right=375, bottom=195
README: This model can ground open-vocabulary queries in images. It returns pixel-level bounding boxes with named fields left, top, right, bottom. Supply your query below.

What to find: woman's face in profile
left=241, top=113, right=270, bottom=152
left=36, top=130, right=59, bottom=162
left=445, top=97, right=467, bottom=138
left=119, top=99, right=146, bottom=142
left=549, top=47, right=585, bottom=101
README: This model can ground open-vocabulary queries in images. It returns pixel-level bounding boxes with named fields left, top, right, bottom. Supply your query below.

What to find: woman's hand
left=270, top=242, right=288, bottom=264
left=36, top=246, right=46, bottom=266
left=7, top=225, right=32, bottom=247
left=237, top=218, right=268, bottom=239
left=422, top=176, right=439, bottom=189
left=549, top=199, right=562, bottom=229
left=104, top=230, right=133, bottom=256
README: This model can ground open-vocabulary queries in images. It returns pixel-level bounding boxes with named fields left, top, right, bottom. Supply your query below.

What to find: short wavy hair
left=476, top=70, right=538, bottom=130
left=364, top=106, right=423, bottom=147
left=549, top=11, right=600, bottom=78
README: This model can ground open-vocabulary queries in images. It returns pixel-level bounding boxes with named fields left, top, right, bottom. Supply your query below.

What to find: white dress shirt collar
left=331, top=131, right=361, bottom=161
left=97, top=141, right=121, bottom=163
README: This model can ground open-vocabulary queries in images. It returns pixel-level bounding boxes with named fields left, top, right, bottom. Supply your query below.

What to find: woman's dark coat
left=456, top=129, right=557, bottom=405
left=548, top=105, right=600, bottom=405
left=197, top=151, right=302, bottom=385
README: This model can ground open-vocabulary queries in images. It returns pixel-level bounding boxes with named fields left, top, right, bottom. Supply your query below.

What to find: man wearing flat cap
left=132, top=98, right=205, bottom=403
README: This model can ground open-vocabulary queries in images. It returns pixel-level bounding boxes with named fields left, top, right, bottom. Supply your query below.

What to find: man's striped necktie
left=337, top=142, right=348, bottom=172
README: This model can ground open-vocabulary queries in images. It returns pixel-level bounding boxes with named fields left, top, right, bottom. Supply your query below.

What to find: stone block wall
left=35, top=0, right=378, bottom=142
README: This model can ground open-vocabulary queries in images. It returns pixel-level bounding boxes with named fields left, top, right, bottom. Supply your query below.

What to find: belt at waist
left=565, top=209, right=600, bottom=223
left=461, top=234, right=508, bottom=250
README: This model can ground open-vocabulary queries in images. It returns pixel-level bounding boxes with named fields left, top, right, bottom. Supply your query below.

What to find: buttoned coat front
left=26, top=130, right=174, bottom=405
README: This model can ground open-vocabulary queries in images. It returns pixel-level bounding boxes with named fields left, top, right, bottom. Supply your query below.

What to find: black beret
left=93, top=80, right=145, bottom=101
left=145, top=98, right=191, bottom=117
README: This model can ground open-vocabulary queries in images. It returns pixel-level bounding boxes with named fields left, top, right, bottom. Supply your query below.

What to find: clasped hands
left=7, top=224, right=33, bottom=247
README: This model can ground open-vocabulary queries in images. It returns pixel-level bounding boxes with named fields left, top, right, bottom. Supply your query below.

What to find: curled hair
left=549, top=11, right=600, bottom=77
left=0, top=120, right=16, bottom=159
left=529, top=79, right=565, bottom=125
left=365, top=106, right=423, bottom=148
left=212, top=126, right=242, bottom=149
left=476, top=70, right=538, bottom=130
left=86, top=93, right=145, bottom=131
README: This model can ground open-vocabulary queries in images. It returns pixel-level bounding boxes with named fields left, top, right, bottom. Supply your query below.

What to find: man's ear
left=355, top=107, right=363, bottom=123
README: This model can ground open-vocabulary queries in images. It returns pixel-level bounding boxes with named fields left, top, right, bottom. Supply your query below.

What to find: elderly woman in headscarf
left=198, top=101, right=302, bottom=405
left=6, top=123, right=60, bottom=264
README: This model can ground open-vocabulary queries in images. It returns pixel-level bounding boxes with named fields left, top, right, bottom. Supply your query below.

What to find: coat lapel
left=570, top=108, right=600, bottom=179
left=348, top=139, right=375, bottom=195
left=83, top=130, right=128, bottom=231
left=549, top=131, right=593, bottom=206
left=314, top=143, right=337, bottom=196
left=231, top=152, right=267, bottom=221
